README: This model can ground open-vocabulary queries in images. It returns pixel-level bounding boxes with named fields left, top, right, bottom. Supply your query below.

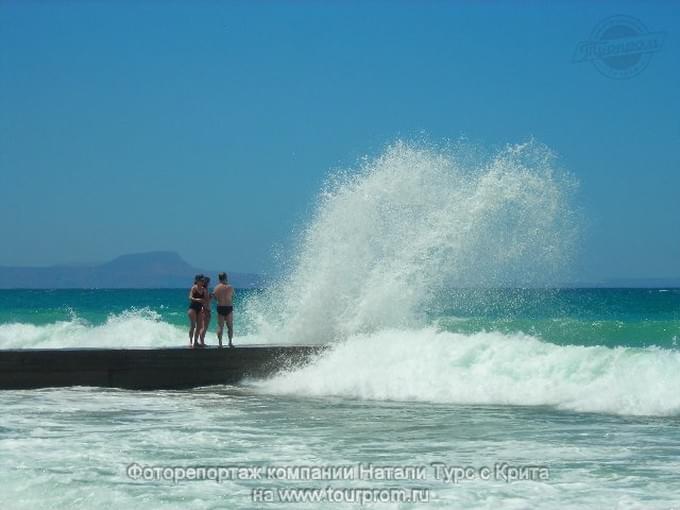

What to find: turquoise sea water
left=1, top=288, right=680, bottom=509
left=1, top=288, right=678, bottom=349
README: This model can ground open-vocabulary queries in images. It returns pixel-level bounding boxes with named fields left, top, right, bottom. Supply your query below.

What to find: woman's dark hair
left=194, top=274, right=204, bottom=283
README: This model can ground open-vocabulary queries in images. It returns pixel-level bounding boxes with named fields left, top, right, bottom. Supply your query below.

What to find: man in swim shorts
left=213, top=272, right=235, bottom=348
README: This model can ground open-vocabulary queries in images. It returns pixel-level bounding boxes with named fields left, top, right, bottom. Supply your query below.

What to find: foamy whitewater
left=0, top=309, right=183, bottom=349
left=2, top=140, right=680, bottom=509
left=254, top=329, right=680, bottom=416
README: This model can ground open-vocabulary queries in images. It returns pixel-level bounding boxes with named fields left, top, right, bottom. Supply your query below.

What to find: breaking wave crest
left=253, top=328, right=680, bottom=416
left=0, top=309, right=184, bottom=349
left=245, top=139, right=577, bottom=344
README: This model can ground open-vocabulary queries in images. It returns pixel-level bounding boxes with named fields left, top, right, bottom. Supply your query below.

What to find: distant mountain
left=598, top=277, right=680, bottom=288
left=0, top=251, right=263, bottom=289
left=558, top=277, right=680, bottom=288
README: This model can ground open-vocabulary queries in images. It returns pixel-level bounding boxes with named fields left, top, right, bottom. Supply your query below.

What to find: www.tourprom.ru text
left=252, top=487, right=430, bottom=505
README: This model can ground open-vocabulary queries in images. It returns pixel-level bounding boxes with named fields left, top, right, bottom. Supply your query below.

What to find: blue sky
left=1, top=0, right=678, bottom=280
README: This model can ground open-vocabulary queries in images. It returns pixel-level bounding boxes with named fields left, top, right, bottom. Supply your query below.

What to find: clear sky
left=1, top=0, right=678, bottom=280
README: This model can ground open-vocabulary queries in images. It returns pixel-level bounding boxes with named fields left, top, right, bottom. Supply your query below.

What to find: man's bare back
left=214, top=272, right=235, bottom=347
left=213, top=283, right=234, bottom=307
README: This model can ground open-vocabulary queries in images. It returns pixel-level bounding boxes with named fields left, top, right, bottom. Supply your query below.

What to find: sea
left=1, top=142, right=679, bottom=509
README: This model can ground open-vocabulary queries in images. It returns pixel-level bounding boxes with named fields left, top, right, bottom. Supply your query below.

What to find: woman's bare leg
left=194, top=313, right=203, bottom=347
left=187, top=310, right=197, bottom=347
left=200, top=312, right=211, bottom=345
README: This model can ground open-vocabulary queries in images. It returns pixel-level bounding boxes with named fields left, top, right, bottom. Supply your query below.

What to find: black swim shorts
left=217, top=305, right=233, bottom=316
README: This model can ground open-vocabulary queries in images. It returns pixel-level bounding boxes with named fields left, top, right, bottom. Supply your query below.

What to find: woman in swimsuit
left=187, top=274, right=204, bottom=348
left=199, top=276, right=212, bottom=347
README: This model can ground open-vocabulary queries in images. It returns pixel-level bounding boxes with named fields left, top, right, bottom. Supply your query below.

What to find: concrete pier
left=0, top=345, right=325, bottom=390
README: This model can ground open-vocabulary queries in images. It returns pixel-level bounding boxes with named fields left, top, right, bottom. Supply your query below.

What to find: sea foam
left=253, top=328, right=680, bottom=416
left=0, top=309, right=184, bottom=349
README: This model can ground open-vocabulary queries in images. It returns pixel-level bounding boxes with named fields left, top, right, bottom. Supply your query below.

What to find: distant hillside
left=0, top=252, right=263, bottom=289
left=599, top=277, right=680, bottom=288
left=557, top=277, right=680, bottom=288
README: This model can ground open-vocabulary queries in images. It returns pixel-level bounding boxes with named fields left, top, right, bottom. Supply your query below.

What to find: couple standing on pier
left=188, top=272, right=234, bottom=349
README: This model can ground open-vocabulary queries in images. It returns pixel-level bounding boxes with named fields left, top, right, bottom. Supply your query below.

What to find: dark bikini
left=188, top=288, right=203, bottom=313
